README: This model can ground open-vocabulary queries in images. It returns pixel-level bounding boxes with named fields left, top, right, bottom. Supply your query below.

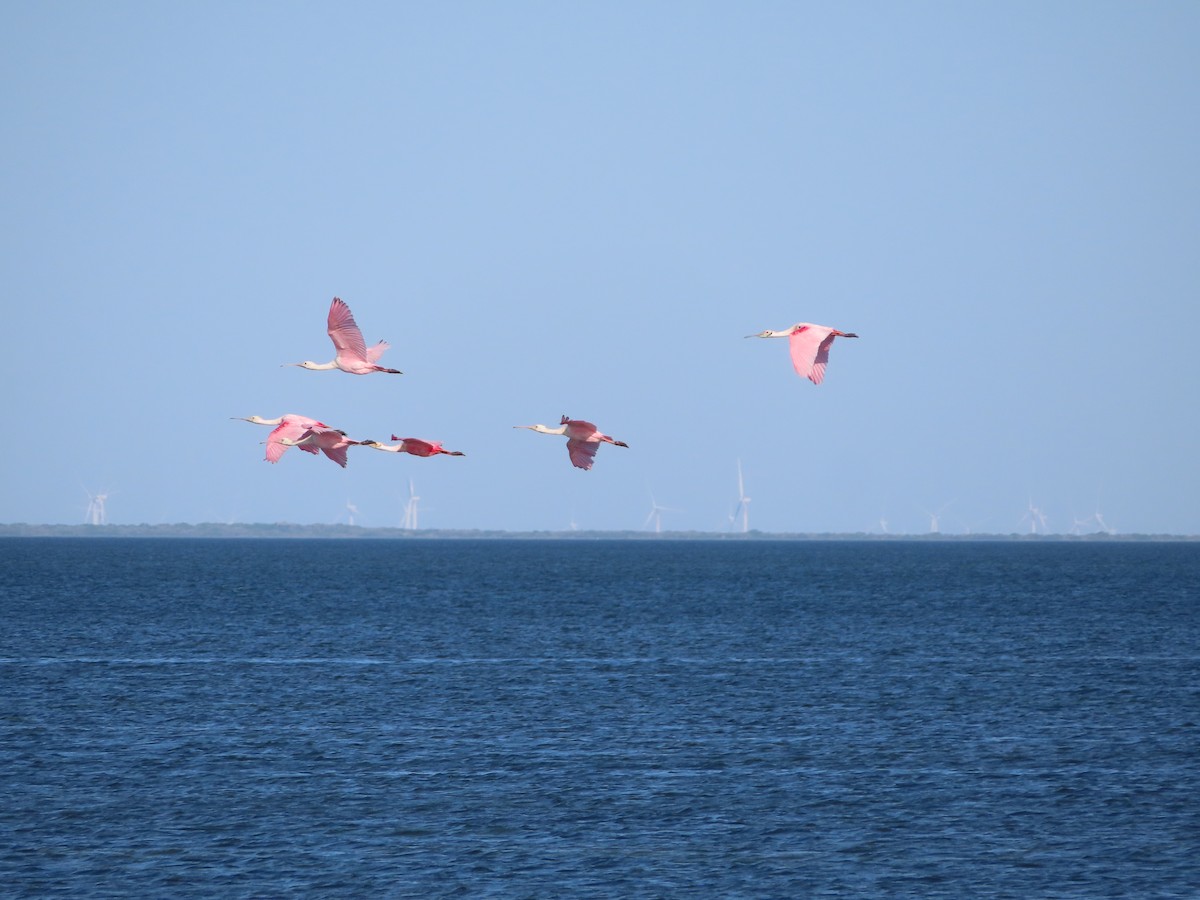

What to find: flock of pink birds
left=235, top=297, right=858, bottom=472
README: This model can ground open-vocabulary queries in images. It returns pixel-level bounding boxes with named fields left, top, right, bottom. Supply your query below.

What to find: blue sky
left=4, top=2, right=1198, bottom=534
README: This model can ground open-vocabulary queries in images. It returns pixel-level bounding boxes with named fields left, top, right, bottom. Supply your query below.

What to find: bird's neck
left=303, top=361, right=339, bottom=370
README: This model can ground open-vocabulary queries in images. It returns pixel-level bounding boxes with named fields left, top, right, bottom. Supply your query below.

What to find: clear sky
left=4, top=2, right=1198, bottom=534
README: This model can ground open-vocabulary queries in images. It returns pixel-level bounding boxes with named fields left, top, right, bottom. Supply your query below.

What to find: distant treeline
left=0, top=524, right=1195, bottom=541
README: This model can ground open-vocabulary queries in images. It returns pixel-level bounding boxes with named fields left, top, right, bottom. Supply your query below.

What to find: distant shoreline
left=1, top=523, right=1196, bottom=541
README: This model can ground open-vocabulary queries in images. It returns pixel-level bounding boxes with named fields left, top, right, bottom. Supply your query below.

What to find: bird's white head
left=513, top=423, right=565, bottom=436
left=232, top=415, right=275, bottom=425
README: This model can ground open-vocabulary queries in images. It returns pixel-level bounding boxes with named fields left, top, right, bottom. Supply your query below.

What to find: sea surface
left=1, top=538, right=1197, bottom=898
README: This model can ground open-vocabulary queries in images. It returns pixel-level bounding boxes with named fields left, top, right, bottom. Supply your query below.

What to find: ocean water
left=1, top=538, right=1197, bottom=898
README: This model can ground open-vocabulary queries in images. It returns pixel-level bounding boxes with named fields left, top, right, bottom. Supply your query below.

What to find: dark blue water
left=2, top=538, right=1197, bottom=897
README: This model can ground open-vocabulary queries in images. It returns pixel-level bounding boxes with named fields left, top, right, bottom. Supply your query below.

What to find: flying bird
left=746, top=323, right=859, bottom=384
left=359, top=437, right=466, bottom=458
left=278, top=427, right=363, bottom=468
left=285, top=297, right=402, bottom=375
left=232, top=414, right=330, bottom=463
left=514, top=415, right=629, bottom=471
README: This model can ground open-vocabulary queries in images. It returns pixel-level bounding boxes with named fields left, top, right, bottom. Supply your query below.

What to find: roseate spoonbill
left=232, top=414, right=329, bottom=463
left=746, top=323, right=858, bottom=384
left=285, top=297, right=402, bottom=375
left=278, top=427, right=363, bottom=469
left=359, top=437, right=466, bottom=457
left=514, top=415, right=629, bottom=471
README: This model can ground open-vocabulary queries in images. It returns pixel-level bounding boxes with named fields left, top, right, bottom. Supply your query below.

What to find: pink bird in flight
left=746, top=322, right=859, bottom=384
left=232, top=414, right=332, bottom=464
left=514, top=415, right=629, bottom=470
left=360, top=436, right=466, bottom=458
left=278, top=427, right=362, bottom=468
left=286, top=297, right=402, bottom=375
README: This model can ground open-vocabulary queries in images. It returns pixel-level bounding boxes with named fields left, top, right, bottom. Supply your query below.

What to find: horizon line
left=2, top=523, right=1197, bottom=541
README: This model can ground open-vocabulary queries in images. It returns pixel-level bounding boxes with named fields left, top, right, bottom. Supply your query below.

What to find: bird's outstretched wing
left=299, top=426, right=353, bottom=468
left=326, top=298, right=369, bottom=364
left=266, top=419, right=320, bottom=463
left=808, top=332, right=840, bottom=385
left=788, top=326, right=833, bottom=383
left=566, top=439, right=599, bottom=470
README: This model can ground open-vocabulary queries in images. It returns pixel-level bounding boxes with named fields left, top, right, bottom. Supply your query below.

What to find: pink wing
left=563, top=418, right=599, bottom=441
left=788, top=326, right=834, bottom=383
left=390, top=436, right=462, bottom=457
left=365, top=340, right=390, bottom=363
left=326, top=298, right=369, bottom=365
left=399, top=438, right=436, bottom=457
left=318, top=435, right=351, bottom=468
left=808, top=332, right=839, bottom=385
left=266, top=418, right=321, bottom=463
left=566, top=439, right=599, bottom=470
left=301, top=427, right=352, bottom=468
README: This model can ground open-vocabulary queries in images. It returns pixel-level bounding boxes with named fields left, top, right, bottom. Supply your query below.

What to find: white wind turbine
left=344, top=501, right=359, bottom=527
left=920, top=500, right=955, bottom=534
left=402, top=479, right=420, bottom=530
left=84, top=488, right=112, bottom=526
left=730, top=460, right=751, bottom=533
left=1074, top=501, right=1115, bottom=535
left=1020, top=499, right=1049, bottom=534
left=643, top=492, right=680, bottom=534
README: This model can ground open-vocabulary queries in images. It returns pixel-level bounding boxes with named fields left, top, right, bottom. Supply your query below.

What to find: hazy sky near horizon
left=4, top=2, right=1198, bottom=534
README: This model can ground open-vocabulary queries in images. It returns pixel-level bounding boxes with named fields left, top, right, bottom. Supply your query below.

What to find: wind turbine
left=402, top=480, right=420, bottom=530
left=1074, top=502, right=1114, bottom=535
left=643, top=492, right=679, bottom=534
left=344, top=501, right=359, bottom=527
left=730, top=460, right=750, bottom=533
left=84, top=488, right=111, bottom=526
left=1020, top=499, right=1048, bottom=534
left=920, top=500, right=955, bottom=534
